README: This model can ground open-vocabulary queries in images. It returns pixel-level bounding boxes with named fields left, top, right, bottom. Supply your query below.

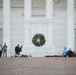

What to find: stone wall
left=0, top=0, right=3, bottom=45
left=0, top=0, right=76, bottom=55
left=74, top=0, right=76, bottom=50
left=10, top=0, right=24, bottom=55
left=32, top=0, right=46, bottom=18
left=53, top=0, right=67, bottom=54
left=0, top=0, right=3, bottom=25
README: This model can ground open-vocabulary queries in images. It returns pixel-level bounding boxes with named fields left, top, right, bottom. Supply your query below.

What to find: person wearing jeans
left=2, top=43, right=7, bottom=57
left=0, top=44, right=2, bottom=57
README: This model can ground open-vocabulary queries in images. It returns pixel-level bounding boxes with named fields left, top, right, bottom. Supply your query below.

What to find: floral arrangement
left=45, top=55, right=62, bottom=57
left=32, top=33, right=46, bottom=47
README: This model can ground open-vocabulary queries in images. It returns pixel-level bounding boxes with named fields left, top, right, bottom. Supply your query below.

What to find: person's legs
left=2, top=50, right=4, bottom=57
left=5, top=50, right=7, bottom=57
left=0, top=51, right=2, bottom=57
left=3, top=50, right=7, bottom=57
left=64, top=55, right=67, bottom=57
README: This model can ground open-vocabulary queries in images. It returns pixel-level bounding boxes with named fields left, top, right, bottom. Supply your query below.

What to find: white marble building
left=0, top=0, right=76, bottom=57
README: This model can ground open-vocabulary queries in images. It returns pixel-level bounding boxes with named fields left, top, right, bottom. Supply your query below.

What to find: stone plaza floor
left=0, top=57, right=76, bottom=75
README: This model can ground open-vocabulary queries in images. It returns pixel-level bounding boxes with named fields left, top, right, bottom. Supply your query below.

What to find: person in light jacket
left=62, top=47, right=68, bottom=57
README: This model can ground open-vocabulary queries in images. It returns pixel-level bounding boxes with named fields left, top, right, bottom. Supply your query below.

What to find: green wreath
left=32, top=33, right=46, bottom=47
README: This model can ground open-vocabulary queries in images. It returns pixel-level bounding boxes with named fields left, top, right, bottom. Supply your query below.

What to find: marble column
left=67, top=0, right=74, bottom=50
left=24, top=0, right=31, bottom=46
left=46, top=0, right=53, bottom=19
left=46, top=0, right=54, bottom=46
left=24, top=0, right=31, bottom=19
left=3, top=0, right=10, bottom=57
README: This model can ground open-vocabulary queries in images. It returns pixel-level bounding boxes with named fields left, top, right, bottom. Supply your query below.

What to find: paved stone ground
left=0, top=57, right=76, bottom=75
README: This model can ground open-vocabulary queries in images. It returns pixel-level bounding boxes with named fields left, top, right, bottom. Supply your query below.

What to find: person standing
left=19, top=46, right=23, bottom=57
left=15, top=44, right=20, bottom=56
left=62, top=47, right=68, bottom=57
left=0, top=44, right=2, bottom=57
left=67, top=48, right=73, bottom=57
left=19, top=46, right=23, bottom=53
left=2, top=43, right=7, bottom=57
left=73, top=51, right=76, bottom=57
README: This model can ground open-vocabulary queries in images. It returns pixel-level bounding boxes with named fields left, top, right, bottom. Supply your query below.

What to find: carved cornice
left=75, top=0, right=76, bottom=8
left=0, top=0, right=2, bottom=4
left=0, top=0, right=3, bottom=7
left=32, top=0, right=46, bottom=17
left=11, top=0, right=24, bottom=7
left=53, top=0, right=67, bottom=5
left=25, top=18, right=52, bottom=23
left=32, top=0, right=45, bottom=8
left=32, top=0, right=45, bottom=4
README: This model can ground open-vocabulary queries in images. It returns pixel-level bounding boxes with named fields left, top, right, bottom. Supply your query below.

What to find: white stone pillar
left=24, top=0, right=31, bottom=46
left=3, top=0, right=10, bottom=57
left=46, top=0, right=54, bottom=46
left=24, top=0, right=31, bottom=19
left=67, top=0, right=74, bottom=50
left=46, top=0, right=53, bottom=19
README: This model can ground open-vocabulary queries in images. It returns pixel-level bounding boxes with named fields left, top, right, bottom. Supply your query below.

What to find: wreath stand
left=21, top=33, right=57, bottom=57
left=32, top=33, right=45, bottom=56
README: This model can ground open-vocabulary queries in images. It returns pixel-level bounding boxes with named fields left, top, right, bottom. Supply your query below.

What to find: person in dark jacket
left=15, top=44, right=20, bottom=56
left=67, top=48, right=73, bottom=57
left=73, top=51, right=76, bottom=57
left=0, top=44, right=2, bottom=57
left=19, top=46, right=23, bottom=52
